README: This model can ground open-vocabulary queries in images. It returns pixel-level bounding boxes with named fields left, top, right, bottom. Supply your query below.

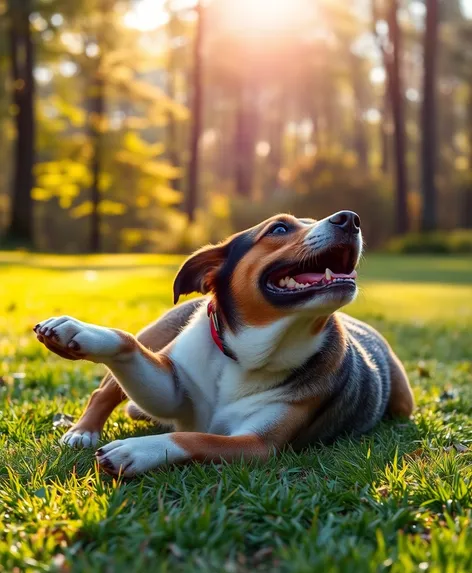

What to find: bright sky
left=124, top=0, right=472, bottom=33
left=124, top=0, right=197, bottom=31
left=462, top=0, right=472, bottom=18
left=124, top=0, right=313, bottom=33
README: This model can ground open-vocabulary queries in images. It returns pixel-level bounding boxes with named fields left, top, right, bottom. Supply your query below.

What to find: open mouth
left=263, top=245, right=358, bottom=298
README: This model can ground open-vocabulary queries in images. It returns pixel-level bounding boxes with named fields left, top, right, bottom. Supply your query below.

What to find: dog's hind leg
left=386, top=351, right=415, bottom=418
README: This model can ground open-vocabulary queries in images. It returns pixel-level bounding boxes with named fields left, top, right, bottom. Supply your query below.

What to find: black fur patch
left=214, top=231, right=255, bottom=331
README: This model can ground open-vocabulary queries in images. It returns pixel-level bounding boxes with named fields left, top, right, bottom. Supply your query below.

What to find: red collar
left=207, top=300, right=237, bottom=361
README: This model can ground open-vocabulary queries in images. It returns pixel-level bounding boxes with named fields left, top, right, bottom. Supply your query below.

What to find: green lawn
left=1, top=253, right=472, bottom=572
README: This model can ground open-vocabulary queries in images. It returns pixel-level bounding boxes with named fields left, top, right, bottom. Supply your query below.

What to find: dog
left=34, top=211, right=414, bottom=476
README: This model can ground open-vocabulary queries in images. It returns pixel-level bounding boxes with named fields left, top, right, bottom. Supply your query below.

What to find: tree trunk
left=386, top=0, right=409, bottom=234
left=234, top=80, right=257, bottom=198
left=381, top=90, right=390, bottom=174
left=166, top=77, right=180, bottom=193
left=420, top=0, right=439, bottom=232
left=350, top=53, right=369, bottom=172
left=266, top=92, right=284, bottom=195
left=461, top=84, right=472, bottom=229
left=166, top=6, right=181, bottom=193
left=468, top=85, right=472, bottom=172
left=6, top=0, right=35, bottom=246
left=186, top=0, right=203, bottom=222
left=88, top=73, right=104, bottom=253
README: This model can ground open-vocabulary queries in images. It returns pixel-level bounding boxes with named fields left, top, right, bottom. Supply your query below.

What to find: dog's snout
left=328, top=211, right=361, bottom=235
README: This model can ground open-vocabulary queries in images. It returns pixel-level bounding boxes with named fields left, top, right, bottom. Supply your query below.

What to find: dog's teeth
left=325, top=268, right=333, bottom=281
left=287, top=278, right=296, bottom=288
left=279, top=278, right=286, bottom=287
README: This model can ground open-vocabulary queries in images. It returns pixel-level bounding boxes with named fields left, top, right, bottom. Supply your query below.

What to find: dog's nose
left=329, top=211, right=361, bottom=234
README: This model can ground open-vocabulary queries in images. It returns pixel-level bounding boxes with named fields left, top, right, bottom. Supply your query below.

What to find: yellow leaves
left=33, top=160, right=90, bottom=206
left=59, top=196, right=73, bottom=209
left=60, top=183, right=80, bottom=198
left=151, top=185, right=182, bottom=206
left=123, top=132, right=165, bottom=157
left=69, top=202, right=91, bottom=218
left=145, top=161, right=181, bottom=180
left=69, top=200, right=127, bottom=219
left=106, top=65, right=134, bottom=84
left=35, top=160, right=92, bottom=189
left=100, top=200, right=126, bottom=215
left=67, top=162, right=90, bottom=181
left=136, top=196, right=150, bottom=208
left=32, top=188, right=52, bottom=201
left=98, top=173, right=112, bottom=192
left=36, top=172, right=64, bottom=189
left=116, top=150, right=181, bottom=180
left=210, top=194, right=230, bottom=219
left=454, top=156, right=468, bottom=171
left=48, top=96, right=86, bottom=127
left=121, top=228, right=145, bottom=249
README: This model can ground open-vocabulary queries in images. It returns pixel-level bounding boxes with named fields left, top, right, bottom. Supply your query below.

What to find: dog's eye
left=267, top=223, right=289, bottom=236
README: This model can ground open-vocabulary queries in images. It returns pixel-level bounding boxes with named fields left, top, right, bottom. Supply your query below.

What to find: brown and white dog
left=34, top=211, right=414, bottom=476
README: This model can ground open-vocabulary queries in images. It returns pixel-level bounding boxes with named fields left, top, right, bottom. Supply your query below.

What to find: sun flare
left=124, top=0, right=314, bottom=34
left=124, top=0, right=197, bottom=32
left=219, top=0, right=315, bottom=36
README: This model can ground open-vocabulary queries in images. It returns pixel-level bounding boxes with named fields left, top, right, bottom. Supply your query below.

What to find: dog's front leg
left=94, top=402, right=314, bottom=476
left=61, top=373, right=125, bottom=448
left=34, top=316, right=186, bottom=423
left=94, top=432, right=271, bottom=476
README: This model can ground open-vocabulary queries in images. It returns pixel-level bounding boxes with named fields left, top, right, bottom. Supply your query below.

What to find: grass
left=1, top=252, right=472, bottom=572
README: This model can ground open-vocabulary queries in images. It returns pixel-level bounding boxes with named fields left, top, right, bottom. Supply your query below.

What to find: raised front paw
left=34, top=316, right=131, bottom=362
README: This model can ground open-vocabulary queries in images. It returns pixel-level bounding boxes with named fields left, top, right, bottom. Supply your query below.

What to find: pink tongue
left=294, top=270, right=357, bottom=283
left=293, top=273, right=324, bottom=284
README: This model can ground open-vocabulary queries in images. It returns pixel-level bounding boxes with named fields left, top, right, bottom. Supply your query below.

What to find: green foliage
left=1, top=253, right=472, bottom=571
left=386, top=230, right=472, bottom=254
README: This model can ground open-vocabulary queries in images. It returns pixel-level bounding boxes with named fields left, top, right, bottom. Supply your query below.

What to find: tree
left=6, top=0, right=35, bottom=246
left=420, top=0, right=439, bottom=232
left=186, top=0, right=203, bottom=222
left=29, top=1, right=185, bottom=252
left=165, top=1, right=185, bottom=194
left=373, top=0, right=409, bottom=234
left=233, top=76, right=257, bottom=198
left=88, top=72, right=105, bottom=253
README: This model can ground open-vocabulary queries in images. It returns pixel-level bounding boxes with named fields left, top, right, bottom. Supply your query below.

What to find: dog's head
left=173, top=211, right=362, bottom=328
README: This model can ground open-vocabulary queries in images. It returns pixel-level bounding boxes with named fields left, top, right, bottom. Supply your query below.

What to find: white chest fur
left=170, top=302, right=326, bottom=434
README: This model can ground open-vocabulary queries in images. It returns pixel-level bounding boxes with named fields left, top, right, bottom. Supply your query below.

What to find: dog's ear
left=173, top=244, right=226, bottom=304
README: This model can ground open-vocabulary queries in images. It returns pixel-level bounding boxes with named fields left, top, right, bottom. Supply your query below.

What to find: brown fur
left=386, top=351, right=415, bottom=418
left=171, top=432, right=268, bottom=462
left=231, top=218, right=311, bottom=326
left=171, top=398, right=322, bottom=463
